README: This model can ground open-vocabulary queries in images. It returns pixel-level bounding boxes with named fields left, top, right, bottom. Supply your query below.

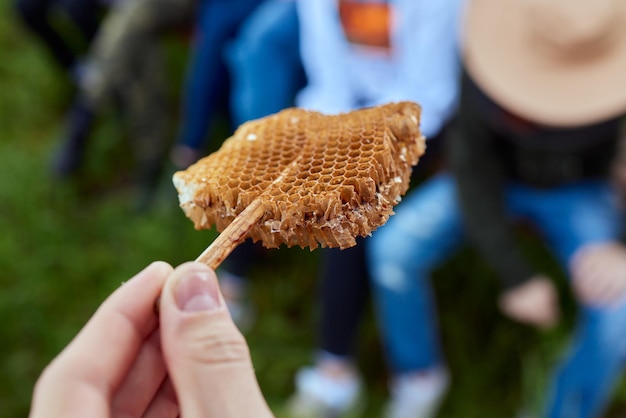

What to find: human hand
left=571, top=242, right=626, bottom=307
left=498, top=275, right=560, bottom=329
left=29, top=261, right=273, bottom=418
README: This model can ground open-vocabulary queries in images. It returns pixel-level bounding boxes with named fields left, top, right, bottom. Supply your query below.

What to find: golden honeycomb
left=173, top=101, right=425, bottom=251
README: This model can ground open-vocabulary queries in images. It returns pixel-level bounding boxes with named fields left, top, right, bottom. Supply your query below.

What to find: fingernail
left=174, top=270, right=221, bottom=312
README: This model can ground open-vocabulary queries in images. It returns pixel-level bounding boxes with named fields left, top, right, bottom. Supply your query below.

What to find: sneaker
left=285, top=366, right=364, bottom=418
left=384, top=368, right=450, bottom=418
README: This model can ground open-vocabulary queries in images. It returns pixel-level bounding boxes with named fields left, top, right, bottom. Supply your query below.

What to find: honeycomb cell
left=173, top=102, right=426, bottom=250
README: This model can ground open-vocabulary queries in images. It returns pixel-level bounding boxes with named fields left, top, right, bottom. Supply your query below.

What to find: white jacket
left=296, top=0, right=462, bottom=138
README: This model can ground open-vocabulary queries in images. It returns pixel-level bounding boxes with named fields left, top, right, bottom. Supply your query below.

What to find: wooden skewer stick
left=194, top=198, right=265, bottom=270
left=176, top=104, right=424, bottom=271
left=194, top=158, right=300, bottom=270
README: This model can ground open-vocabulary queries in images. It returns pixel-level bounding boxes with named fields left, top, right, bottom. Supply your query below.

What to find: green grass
left=1, top=4, right=626, bottom=417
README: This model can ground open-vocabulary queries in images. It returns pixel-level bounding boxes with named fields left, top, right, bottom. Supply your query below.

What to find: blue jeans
left=225, top=0, right=304, bottom=126
left=367, top=173, right=465, bottom=372
left=367, top=172, right=626, bottom=417
left=177, top=0, right=262, bottom=150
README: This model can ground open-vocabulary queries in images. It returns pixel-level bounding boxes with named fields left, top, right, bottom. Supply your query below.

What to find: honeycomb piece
left=173, top=101, right=425, bottom=252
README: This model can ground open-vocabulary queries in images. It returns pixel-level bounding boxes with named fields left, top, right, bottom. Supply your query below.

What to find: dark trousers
left=317, top=237, right=370, bottom=357
left=15, top=0, right=100, bottom=70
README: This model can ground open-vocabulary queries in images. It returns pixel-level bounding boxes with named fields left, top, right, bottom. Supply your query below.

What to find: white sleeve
left=378, top=0, right=462, bottom=138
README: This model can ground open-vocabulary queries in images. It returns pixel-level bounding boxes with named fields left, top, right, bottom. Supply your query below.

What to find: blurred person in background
left=285, top=0, right=463, bottom=417
left=369, top=0, right=626, bottom=417
left=225, top=0, right=304, bottom=127
left=14, top=0, right=103, bottom=85
left=450, top=1, right=626, bottom=416
left=215, top=0, right=305, bottom=331
left=168, top=0, right=264, bottom=170
left=51, top=0, right=196, bottom=210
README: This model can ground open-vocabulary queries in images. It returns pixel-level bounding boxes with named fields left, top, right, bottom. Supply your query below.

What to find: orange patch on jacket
left=339, top=0, right=392, bottom=50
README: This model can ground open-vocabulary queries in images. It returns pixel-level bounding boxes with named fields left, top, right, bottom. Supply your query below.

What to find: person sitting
left=451, top=1, right=626, bottom=416
left=286, top=0, right=463, bottom=416
left=51, top=0, right=196, bottom=211
left=368, top=1, right=626, bottom=417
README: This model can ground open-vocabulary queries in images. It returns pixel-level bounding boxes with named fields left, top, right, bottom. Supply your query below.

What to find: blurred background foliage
left=1, top=2, right=625, bottom=417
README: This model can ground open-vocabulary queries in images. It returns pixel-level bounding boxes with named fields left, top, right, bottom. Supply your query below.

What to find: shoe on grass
left=384, top=368, right=449, bottom=418
left=285, top=366, right=364, bottom=418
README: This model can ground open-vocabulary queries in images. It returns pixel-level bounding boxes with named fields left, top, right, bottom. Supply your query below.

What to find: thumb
left=159, top=262, right=273, bottom=418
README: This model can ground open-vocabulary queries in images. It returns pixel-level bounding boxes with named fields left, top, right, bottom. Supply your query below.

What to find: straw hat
left=463, top=0, right=626, bottom=127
